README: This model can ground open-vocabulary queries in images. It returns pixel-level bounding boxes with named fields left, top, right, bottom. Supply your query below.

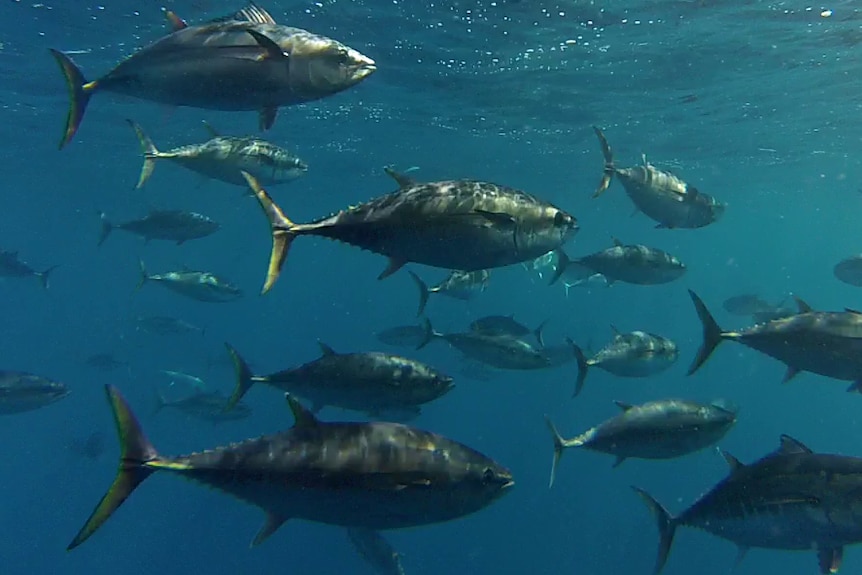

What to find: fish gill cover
left=1, top=1, right=861, bottom=575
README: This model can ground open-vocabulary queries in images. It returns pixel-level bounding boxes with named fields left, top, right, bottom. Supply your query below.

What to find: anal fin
left=378, top=257, right=406, bottom=280
left=251, top=512, right=288, bottom=547
left=259, top=107, right=278, bottom=131
left=817, top=546, right=843, bottom=574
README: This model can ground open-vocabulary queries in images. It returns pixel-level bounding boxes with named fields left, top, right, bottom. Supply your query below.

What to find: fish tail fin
left=224, top=342, right=254, bottom=411
left=97, top=211, right=113, bottom=247
left=687, top=289, right=724, bottom=375
left=49, top=49, right=95, bottom=149
left=631, top=487, right=677, bottom=575
left=416, top=317, right=438, bottom=350
left=242, top=171, right=297, bottom=295
left=543, top=415, right=569, bottom=489
left=68, top=385, right=159, bottom=550
left=126, top=120, right=159, bottom=189
left=592, top=126, right=615, bottom=198
left=567, top=338, right=589, bottom=397
left=408, top=271, right=430, bottom=317
left=37, top=265, right=59, bottom=289
left=549, top=249, right=569, bottom=285
left=533, top=319, right=548, bottom=348
left=135, top=259, right=148, bottom=292
left=151, top=390, right=167, bottom=417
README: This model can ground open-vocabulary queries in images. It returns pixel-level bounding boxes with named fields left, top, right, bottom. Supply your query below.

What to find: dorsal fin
left=846, top=307, right=862, bottom=315
left=383, top=166, right=416, bottom=188
left=212, top=2, right=277, bottom=25
left=286, top=394, right=318, bottom=427
left=611, top=237, right=623, bottom=247
left=317, top=341, right=337, bottom=357
left=720, top=449, right=743, bottom=472
left=613, top=400, right=633, bottom=412
left=778, top=434, right=812, bottom=455
left=201, top=121, right=220, bottom=138
left=794, top=296, right=813, bottom=314
left=610, top=324, right=622, bottom=336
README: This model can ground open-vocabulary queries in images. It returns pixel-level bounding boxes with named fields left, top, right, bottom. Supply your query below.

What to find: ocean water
left=2, top=1, right=861, bottom=574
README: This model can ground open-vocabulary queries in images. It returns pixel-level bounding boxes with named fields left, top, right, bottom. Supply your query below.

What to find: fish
left=224, top=342, right=454, bottom=419
left=161, top=370, right=207, bottom=391
left=67, top=431, right=107, bottom=461
left=375, top=324, right=429, bottom=348
left=128, top=120, right=308, bottom=188
left=558, top=238, right=686, bottom=286
left=68, top=385, right=513, bottom=549
left=689, top=290, right=862, bottom=391
left=469, top=315, right=546, bottom=348
left=408, top=269, right=490, bottom=316
left=834, top=255, right=862, bottom=287
left=347, top=528, right=406, bottom=575
left=593, top=127, right=725, bottom=229
left=98, top=210, right=220, bottom=246
left=722, top=293, right=777, bottom=316
left=50, top=3, right=376, bottom=148
left=85, top=353, right=130, bottom=372
left=0, top=371, right=70, bottom=414
left=524, top=250, right=609, bottom=292
left=136, top=260, right=242, bottom=303
left=570, top=328, right=679, bottom=396
left=134, top=315, right=205, bottom=337
left=0, top=250, right=57, bottom=289
left=243, top=166, right=578, bottom=293
left=634, top=435, right=862, bottom=574
left=154, top=390, right=251, bottom=424
left=544, top=398, right=737, bottom=486
left=420, top=319, right=551, bottom=371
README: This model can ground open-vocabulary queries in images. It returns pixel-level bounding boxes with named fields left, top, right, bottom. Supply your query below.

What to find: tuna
left=408, top=269, right=490, bottom=316
left=570, top=329, right=679, bottom=397
left=0, top=371, right=70, bottom=414
left=50, top=3, right=376, bottom=148
left=544, top=398, right=737, bottom=486
left=375, top=324, right=429, bottom=349
left=689, top=290, right=862, bottom=391
left=134, top=315, right=205, bottom=337
left=469, top=315, right=547, bottom=348
left=635, top=435, right=862, bottom=574
left=419, top=319, right=550, bottom=371
left=224, top=342, right=454, bottom=419
left=128, top=120, right=307, bottom=188
left=68, top=385, right=513, bottom=549
left=243, top=167, right=578, bottom=293
left=136, top=260, right=242, bottom=303
left=154, top=390, right=251, bottom=424
left=0, top=250, right=57, bottom=289
left=593, top=127, right=725, bottom=229
left=834, top=255, right=862, bottom=287
left=98, top=210, right=219, bottom=246
left=559, top=239, right=686, bottom=286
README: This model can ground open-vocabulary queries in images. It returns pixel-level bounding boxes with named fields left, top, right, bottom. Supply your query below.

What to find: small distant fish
left=98, top=210, right=219, bottom=246
left=347, top=528, right=406, bottom=575
left=51, top=3, right=376, bottom=148
left=545, top=398, right=737, bottom=486
left=137, top=260, right=242, bottom=303
left=154, top=390, right=251, bottom=424
left=835, top=255, right=862, bottom=287
left=0, top=371, right=70, bottom=414
left=634, top=435, right=862, bottom=574
left=558, top=238, right=686, bottom=286
left=407, top=269, right=490, bottom=316
left=375, top=324, right=428, bottom=348
left=134, top=315, right=205, bottom=337
left=127, top=120, right=308, bottom=188
left=161, top=370, right=207, bottom=391
left=469, top=315, right=546, bottom=348
left=67, top=431, right=107, bottom=461
left=570, top=328, right=679, bottom=396
left=242, top=167, right=578, bottom=294
left=85, top=353, right=130, bottom=372
left=420, top=319, right=550, bottom=371
left=722, top=293, right=792, bottom=323
left=0, top=250, right=57, bottom=289
left=525, top=250, right=609, bottom=293
left=593, top=127, right=725, bottom=229
left=67, top=385, right=513, bottom=549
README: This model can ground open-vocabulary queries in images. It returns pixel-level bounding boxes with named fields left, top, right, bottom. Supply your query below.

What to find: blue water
left=2, top=0, right=861, bottom=573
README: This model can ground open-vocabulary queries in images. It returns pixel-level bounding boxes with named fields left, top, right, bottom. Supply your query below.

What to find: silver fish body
left=0, top=371, right=70, bottom=414
left=137, top=260, right=242, bottom=303
left=569, top=240, right=685, bottom=285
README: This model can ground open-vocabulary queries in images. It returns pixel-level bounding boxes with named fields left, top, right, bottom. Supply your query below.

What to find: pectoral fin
left=247, top=29, right=289, bottom=60
left=251, top=512, right=288, bottom=547
left=474, top=209, right=517, bottom=227
left=378, top=257, right=406, bottom=280
left=817, top=546, right=843, bottom=574
left=259, top=107, right=278, bottom=131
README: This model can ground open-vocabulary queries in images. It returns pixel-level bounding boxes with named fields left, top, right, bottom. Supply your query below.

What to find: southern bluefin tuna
left=408, top=269, right=490, bottom=316
left=98, top=210, right=219, bottom=246
left=50, top=3, right=376, bottom=147
left=68, top=385, right=513, bottom=549
left=469, top=315, right=546, bottom=348
left=128, top=120, right=307, bottom=188
left=544, top=399, right=737, bottom=486
left=635, top=435, right=862, bottom=574
left=134, top=315, right=205, bottom=337
left=243, top=167, right=578, bottom=293
left=0, top=371, right=70, bottom=414
left=689, top=290, right=862, bottom=391
left=0, top=250, right=57, bottom=289
left=154, top=390, right=252, bottom=424
left=559, top=239, right=686, bottom=286
left=834, top=255, right=862, bottom=287
left=136, top=260, right=242, bottom=303
left=224, top=342, right=454, bottom=419
left=570, top=329, right=679, bottom=396
left=375, top=324, right=429, bottom=349
left=419, top=319, right=550, bottom=371
left=593, top=127, right=725, bottom=229
left=347, top=528, right=406, bottom=575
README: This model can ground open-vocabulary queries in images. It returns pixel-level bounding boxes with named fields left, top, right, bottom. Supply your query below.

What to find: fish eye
left=553, top=212, right=568, bottom=227
left=482, top=467, right=496, bottom=482
left=332, top=49, right=350, bottom=64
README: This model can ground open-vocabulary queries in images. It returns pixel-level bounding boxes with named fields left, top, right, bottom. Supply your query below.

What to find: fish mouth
left=350, top=51, right=377, bottom=79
